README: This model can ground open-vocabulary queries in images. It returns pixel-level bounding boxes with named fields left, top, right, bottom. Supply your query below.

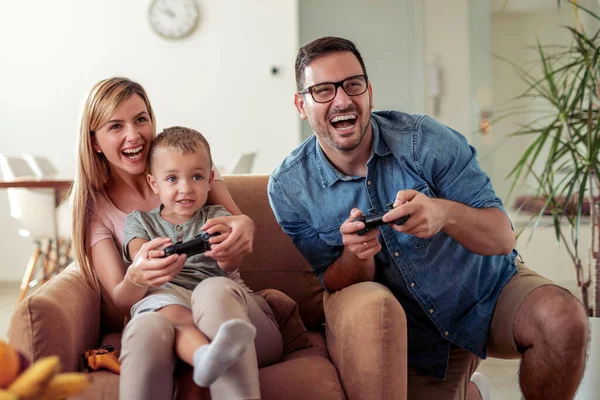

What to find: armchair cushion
left=8, top=263, right=100, bottom=372
left=324, top=281, right=408, bottom=400
left=223, top=175, right=325, bottom=329
left=256, top=288, right=312, bottom=355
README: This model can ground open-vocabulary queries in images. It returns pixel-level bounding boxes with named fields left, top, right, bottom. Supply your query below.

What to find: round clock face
left=148, top=0, right=200, bottom=40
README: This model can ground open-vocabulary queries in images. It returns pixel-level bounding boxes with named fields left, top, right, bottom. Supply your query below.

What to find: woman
left=71, top=77, right=282, bottom=399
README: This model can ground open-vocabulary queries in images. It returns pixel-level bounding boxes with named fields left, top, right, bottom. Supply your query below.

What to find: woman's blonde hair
left=71, top=77, right=156, bottom=286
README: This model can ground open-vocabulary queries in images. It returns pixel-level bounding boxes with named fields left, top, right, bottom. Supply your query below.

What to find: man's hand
left=382, top=189, right=447, bottom=238
left=323, top=208, right=379, bottom=291
left=383, top=189, right=515, bottom=255
left=341, top=208, right=382, bottom=259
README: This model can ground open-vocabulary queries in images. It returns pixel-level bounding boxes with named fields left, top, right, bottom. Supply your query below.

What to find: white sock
left=470, top=372, right=492, bottom=400
left=192, top=318, right=256, bottom=387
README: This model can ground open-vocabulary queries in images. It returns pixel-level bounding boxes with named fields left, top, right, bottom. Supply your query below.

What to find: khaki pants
left=408, top=260, right=553, bottom=399
left=324, top=261, right=554, bottom=400
left=119, top=277, right=283, bottom=400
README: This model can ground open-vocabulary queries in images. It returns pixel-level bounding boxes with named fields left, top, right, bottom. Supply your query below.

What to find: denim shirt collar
left=315, top=116, right=393, bottom=188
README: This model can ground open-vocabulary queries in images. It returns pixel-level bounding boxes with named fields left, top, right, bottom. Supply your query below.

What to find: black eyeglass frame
left=299, top=74, right=369, bottom=103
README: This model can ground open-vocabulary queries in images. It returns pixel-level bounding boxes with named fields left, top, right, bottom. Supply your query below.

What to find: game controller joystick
left=162, top=231, right=220, bottom=257
left=83, top=345, right=121, bottom=374
left=352, top=202, right=410, bottom=236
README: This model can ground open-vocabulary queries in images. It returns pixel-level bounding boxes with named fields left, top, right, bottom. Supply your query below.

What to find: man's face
left=294, top=51, right=373, bottom=154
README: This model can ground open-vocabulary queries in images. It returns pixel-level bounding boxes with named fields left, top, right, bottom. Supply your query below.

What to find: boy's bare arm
left=128, top=237, right=150, bottom=261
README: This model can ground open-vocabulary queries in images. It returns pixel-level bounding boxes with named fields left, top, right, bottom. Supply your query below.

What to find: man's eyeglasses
left=299, top=74, right=368, bottom=104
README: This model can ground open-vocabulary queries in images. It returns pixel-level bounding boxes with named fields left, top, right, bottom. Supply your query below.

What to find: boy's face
left=147, top=147, right=213, bottom=221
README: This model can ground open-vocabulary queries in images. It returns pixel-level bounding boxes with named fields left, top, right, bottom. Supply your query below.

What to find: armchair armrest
left=8, top=263, right=101, bottom=372
left=324, top=282, right=407, bottom=400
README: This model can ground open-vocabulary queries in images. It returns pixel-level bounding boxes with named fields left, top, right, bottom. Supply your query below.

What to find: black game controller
left=162, top=231, right=220, bottom=257
left=352, top=203, right=410, bottom=236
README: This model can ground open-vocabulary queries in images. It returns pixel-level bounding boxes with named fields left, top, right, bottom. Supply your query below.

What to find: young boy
left=122, top=126, right=258, bottom=388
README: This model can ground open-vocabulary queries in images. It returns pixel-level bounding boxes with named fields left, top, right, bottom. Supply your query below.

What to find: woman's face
left=92, top=94, right=154, bottom=178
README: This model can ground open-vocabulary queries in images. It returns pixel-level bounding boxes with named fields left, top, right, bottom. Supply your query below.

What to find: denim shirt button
left=429, top=309, right=434, bottom=314
left=444, top=331, right=449, bottom=336
left=367, top=180, right=371, bottom=185
left=410, top=282, right=415, bottom=288
left=176, top=225, right=182, bottom=232
left=394, top=252, right=399, bottom=257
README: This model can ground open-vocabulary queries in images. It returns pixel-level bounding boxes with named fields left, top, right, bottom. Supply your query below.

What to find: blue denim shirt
left=268, top=111, right=518, bottom=379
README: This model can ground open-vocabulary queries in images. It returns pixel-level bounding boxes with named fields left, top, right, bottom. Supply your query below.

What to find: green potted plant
left=499, top=1, right=599, bottom=396
left=501, top=0, right=599, bottom=317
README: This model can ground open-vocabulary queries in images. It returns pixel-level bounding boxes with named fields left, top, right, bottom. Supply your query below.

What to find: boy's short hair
left=149, top=126, right=213, bottom=171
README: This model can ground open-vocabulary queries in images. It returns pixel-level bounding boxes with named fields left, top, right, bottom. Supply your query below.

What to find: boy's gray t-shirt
left=123, top=205, right=229, bottom=291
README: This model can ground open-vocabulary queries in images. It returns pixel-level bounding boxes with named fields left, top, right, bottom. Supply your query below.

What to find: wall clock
left=148, top=0, right=200, bottom=40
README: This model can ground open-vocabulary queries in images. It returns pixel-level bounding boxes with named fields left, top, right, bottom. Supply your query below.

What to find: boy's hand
left=203, top=224, right=232, bottom=261
left=202, top=215, right=254, bottom=259
left=146, top=238, right=173, bottom=259
left=127, top=237, right=187, bottom=287
left=204, top=224, right=231, bottom=261
left=202, top=215, right=254, bottom=258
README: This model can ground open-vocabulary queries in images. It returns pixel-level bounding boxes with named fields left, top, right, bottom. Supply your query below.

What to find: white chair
left=22, top=153, right=71, bottom=242
left=23, top=154, right=58, bottom=178
left=27, top=154, right=72, bottom=274
left=0, top=154, right=72, bottom=303
left=229, top=150, right=257, bottom=174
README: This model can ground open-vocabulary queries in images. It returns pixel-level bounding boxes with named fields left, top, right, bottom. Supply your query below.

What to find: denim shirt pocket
left=408, top=184, right=436, bottom=249
left=319, top=225, right=344, bottom=246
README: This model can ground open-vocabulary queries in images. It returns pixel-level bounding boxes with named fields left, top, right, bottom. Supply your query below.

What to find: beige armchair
left=8, top=175, right=405, bottom=399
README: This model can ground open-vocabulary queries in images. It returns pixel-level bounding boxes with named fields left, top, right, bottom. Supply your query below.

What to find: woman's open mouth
left=122, top=145, right=144, bottom=161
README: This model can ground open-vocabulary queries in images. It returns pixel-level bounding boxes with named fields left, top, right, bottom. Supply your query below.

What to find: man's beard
left=325, top=128, right=364, bottom=152
left=312, top=106, right=367, bottom=152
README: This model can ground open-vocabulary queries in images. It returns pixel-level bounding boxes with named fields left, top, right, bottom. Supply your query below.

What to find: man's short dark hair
left=294, top=36, right=368, bottom=91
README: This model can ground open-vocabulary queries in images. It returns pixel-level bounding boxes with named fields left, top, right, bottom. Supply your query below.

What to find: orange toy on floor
left=0, top=339, right=91, bottom=400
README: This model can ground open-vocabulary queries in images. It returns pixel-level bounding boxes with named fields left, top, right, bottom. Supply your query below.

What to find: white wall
left=0, top=0, right=299, bottom=281
left=490, top=9, right=577, bottom=203
left=423, top=0, right=472, bottom=140
left=298, top=0, right=426, bottom=141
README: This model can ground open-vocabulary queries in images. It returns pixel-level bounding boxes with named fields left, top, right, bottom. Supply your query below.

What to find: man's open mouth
left=330, top=114, right=357, bottom=131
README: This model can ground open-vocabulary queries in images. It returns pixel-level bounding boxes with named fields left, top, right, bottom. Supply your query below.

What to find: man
left=268, top=36, right=588, bottom=400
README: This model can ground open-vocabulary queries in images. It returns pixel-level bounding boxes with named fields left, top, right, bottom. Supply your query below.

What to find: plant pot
left=575, top=317, right=599, bottom=399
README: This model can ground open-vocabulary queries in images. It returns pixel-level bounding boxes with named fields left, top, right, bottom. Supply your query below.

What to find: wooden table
left=0, top=177, right=73, bottom=302
left=0, top=177, right=72, bottom=204
left=0, top=177, right=72, bottom=189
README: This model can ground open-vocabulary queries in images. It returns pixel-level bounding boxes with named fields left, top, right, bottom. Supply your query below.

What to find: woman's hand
left=202, top=214, right=255, bottom=260
left=127, top=237, right=187, bottom=287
